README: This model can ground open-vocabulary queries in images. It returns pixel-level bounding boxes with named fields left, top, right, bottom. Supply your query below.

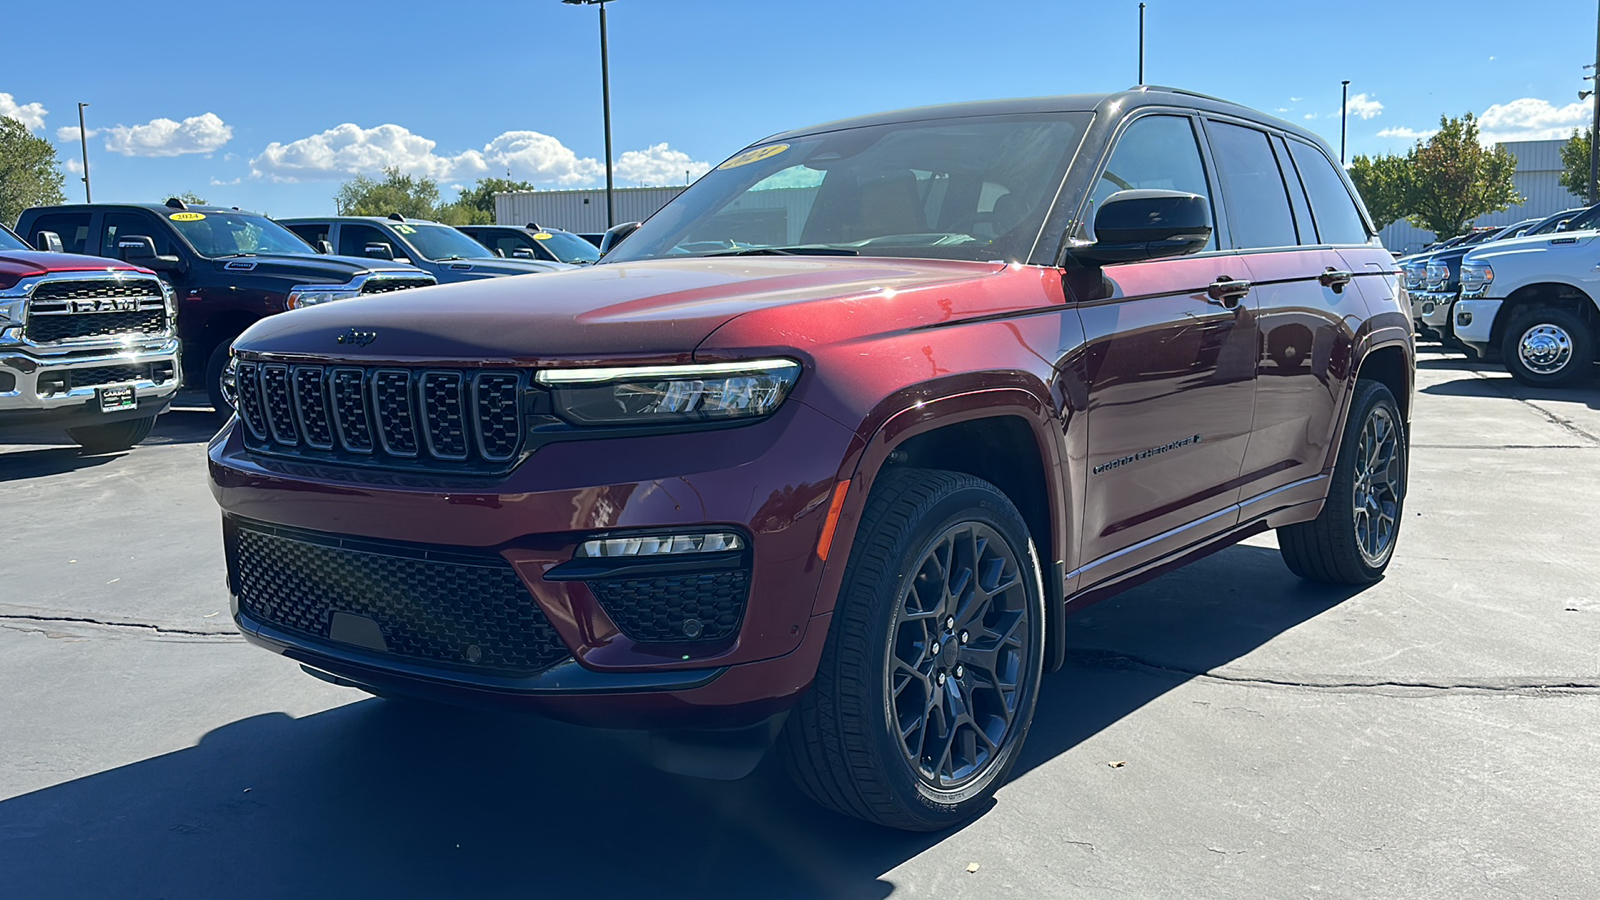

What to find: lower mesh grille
left=68, top=364, right=152, bottom=388
left=232, top=521, right=571, bottom=674
left=589, top=570, right=749, bottom=643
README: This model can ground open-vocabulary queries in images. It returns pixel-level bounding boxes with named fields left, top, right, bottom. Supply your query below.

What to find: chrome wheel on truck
left=781, top=468, right=1045, bottom=831
left=1500, top=307, right=1593, bottom=387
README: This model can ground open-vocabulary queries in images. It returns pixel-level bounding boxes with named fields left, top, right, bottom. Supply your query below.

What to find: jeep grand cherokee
left=210, top=86, right=1413, bottom=831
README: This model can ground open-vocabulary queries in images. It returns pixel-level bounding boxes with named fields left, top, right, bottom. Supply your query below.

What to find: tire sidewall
left=852, top=481, right=1047, bottom=819
left=205, top=341, right=234, bottom=413
left=1334, top=383, right=1407, bottom=578
left=1501, top=307, right=1593, bottom=386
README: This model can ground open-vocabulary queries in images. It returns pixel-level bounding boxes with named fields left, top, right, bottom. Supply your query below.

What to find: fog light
left=1421, top=302, right=1436, bottom=315
left=37, top=373, right=66, bottom=397
left=1456, top=311, right=1473, bottom=327
left=577, top=531, right=745, bottom=558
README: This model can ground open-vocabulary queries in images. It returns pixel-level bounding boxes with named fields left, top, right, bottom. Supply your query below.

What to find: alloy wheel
left=1352, top=405, right=1403, bottom=567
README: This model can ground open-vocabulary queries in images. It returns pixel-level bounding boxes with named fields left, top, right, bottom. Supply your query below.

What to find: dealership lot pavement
left=2, top=351, right=1597, bottom=899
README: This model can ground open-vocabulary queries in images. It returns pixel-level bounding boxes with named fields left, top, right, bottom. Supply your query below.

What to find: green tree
left=0, top=117, right=66, bottom=226
left=334, top=167, right=441, bottom=219
left=1558, top=127, right=1593, bottom=202
left=453, top=177, right=535, bottom=219
left=1403, top=113, right=1521, bottom=239
left=1348, top=153, right=1412, bottom=232
left=164, top=190, right=208, bottom=205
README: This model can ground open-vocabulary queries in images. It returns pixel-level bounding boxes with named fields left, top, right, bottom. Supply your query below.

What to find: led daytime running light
left=577, top=532, right=745, bottom=558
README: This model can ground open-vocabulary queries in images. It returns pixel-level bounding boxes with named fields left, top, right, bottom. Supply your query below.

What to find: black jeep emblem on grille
left=336, top=328, right=378, bottom=347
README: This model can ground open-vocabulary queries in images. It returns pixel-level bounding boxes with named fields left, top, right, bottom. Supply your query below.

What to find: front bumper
left=208, top=398, right=860, bottom=729
left=1416, top=290, right=1458, bottom=331
left=1452, top=297, right=1503, bottom=347
left=0, top=336, right=181, bottom=431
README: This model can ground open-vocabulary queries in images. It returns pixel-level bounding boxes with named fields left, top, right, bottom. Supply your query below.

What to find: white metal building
left=494, top=187, right=685, bottom=233
left=1378, top=139, right=1583, bottom=255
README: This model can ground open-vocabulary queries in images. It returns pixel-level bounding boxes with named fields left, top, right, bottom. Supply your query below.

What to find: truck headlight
left=286, top=287, right=363, bottom=309
left=1460, top=263, right=1493, bottom=293
left=220, top=355, right=240, bottom=410
left=536, top=358, right=800, bottom=426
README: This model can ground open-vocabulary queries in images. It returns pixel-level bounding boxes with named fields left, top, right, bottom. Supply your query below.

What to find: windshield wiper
left=704, top=246, right=859, bottom=257
left=215, top=253, right=257, bottom=259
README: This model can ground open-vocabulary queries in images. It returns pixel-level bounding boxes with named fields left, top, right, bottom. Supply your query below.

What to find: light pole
left=1138, top=3, right=1146, bottom=84
left=77, top=102, right=92, bottom=202
left=1340, top=80, right=1350, bottom=165
left=563, top=0, right=616, bottom=229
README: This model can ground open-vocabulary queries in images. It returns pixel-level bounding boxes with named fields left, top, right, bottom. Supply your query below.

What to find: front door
left=1072, top=114, right=1259, bottom=583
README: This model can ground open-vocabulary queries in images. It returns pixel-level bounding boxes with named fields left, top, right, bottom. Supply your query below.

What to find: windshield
left=0, top=225, right=28, bottom=251
left=604, top=112, right=1091, bottom=264
left=533, top=230, right=600, bottom=263
left=1526, top=208, right=1589, bottom=235
left=395, top=223, right=496, bottom=261
left=167, top=212, right=316, bottom=258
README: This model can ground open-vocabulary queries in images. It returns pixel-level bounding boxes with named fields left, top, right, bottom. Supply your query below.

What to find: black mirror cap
left=117, top=235, right=159, bottom=260
left=34, top=230, right=63, bottom=252
left=598, top=221, right=641, bottom=257
left=1071, top=189, right=1213, bottom=266
left=317, top=240, right=334, bottom=255
left=364, top=242, right=396, bottom=260
left=511, top=247, right=536, bottom=259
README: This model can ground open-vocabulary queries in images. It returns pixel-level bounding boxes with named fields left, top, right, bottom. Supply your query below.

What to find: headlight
left=536, top=358, right=800, bottom=426
left=286, top=287, right=363, bottom=309
left=1460, top=263, right=1494, bottom=293
left=220, top=354, right=240, bottom=410
left=1424, top=262, right=1449, bottom=289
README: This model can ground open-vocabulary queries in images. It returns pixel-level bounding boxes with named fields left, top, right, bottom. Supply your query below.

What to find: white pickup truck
left=1456, top=231, right=1600, bottom=386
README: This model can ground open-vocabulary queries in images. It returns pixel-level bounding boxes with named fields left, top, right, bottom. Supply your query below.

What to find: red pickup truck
left=211, top=87, right=1413, bottom=830
left=0, top=223, right=179, bottom=451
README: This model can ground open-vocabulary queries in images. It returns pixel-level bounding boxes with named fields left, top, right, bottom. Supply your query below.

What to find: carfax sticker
left=718, top=143, right=789, bottom=170
left=169, top=212, right=206, bottom=222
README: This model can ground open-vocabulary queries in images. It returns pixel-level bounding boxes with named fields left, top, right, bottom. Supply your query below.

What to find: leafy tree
left=1348, top=153, right=1411, bottom=232
left=334, top=167, right=441, bottom=219
left=165, top=190, right=207, bottom=205
left=0, top=117, right=66, bottom=226
left=1403, top=113, right=1520, bottom=239
left=1558, top=128, right=1594, bottom=202
left=454, top=177, right=535, bottom=219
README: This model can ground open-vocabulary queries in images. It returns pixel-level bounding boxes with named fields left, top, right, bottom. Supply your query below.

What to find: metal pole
left=600, top=0, right=615, bottom=229
left=1590, top=0, right=1600, bottom=203
left=1138, top=3, right=1145, bottom=84
left=77, top=102, right=92, bottom=203
left=1341, top=80, right=1351, bottom=165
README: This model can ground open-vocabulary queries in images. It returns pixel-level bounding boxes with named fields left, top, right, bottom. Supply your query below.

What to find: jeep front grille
left=24, top=277, right=168, bottom=343
left=229, top=519, right=572, bottom=675
left=235, top=362, right=525, bottom=471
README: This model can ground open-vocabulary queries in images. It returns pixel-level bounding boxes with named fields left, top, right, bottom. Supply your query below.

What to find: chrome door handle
left=1206, top=276, right=1251, bottom=309
left=1319, top=268, right=1353, bottom=292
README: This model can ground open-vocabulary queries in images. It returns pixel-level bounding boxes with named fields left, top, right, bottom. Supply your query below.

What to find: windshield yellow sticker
left=718, top=144, right=789, bottom=170
left=169, top=212, right=206, bottom=222
left=532, top=232, right=554, bottom=240
left=393, top=224, right=417, bottom=234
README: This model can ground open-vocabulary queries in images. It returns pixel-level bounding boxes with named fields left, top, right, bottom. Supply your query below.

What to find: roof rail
left=164, top=197, right=188, bottom=211
left=1128, top=84, right=1233, bottom=105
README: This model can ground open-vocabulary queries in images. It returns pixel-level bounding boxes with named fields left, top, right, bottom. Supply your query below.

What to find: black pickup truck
left=16, top=199, right=436, bottom=409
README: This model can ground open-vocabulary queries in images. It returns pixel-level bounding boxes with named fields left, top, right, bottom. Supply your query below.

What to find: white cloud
left=1346, top=93, right=1383, bottom=120
left=615, top=142, right=711, bottom=185
left=1304, top=113, right=1318, bottom=120
left=64, top=157, right=82, bottom=174
left=0, top=92, right=48, bottom=133
left=250, top=121, right=702, bottom=188
left=1289, top=96, right=1303, bottom=103
left=57, top=125, right=97, bottom=142
left=102, top=113, right=232, bottom=157
left=1376, top=126, right=1436, bottom=142
left=209, top=176, right=242, bottom=186
left=1477, top=97, right=1591, bottom=143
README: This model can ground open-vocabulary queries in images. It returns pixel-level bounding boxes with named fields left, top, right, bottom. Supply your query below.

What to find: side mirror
left=364, top=241, right=395, bottom=260
left=1069, top=190, right=1213, bottom=266
left=35, top=231, right=63, bottom=252
left=317, top=240, right=334, bottom=255
left=511, top=247, right=536, bottom=259
left=117, top=235, right=185, bottom=272
left=1556, top=220, right=1571, bottom=232
left=494, top=248, right=506, bottom=258
left=598, top=221, right=641, bottom=257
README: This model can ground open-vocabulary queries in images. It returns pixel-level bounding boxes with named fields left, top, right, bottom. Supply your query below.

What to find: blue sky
left=4, top=0, right=1598, bottom=218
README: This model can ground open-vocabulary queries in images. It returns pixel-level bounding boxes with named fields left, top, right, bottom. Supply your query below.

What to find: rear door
left=1073, top=113, right=1260, bottom=583
left=1202, top=120, right=1366, bottom=508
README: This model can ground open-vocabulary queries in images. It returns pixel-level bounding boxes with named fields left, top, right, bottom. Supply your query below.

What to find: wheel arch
left=1490, top=281, right=1600, bottom=353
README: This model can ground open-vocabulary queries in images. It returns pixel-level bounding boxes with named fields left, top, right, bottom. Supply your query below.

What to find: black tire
left=1500, top=306, right=1594, bottom=387
left=205, top=341, right=234, bottom=413
left=1279, top=380, right=1407, bottom=584
left=779, top=467, right=1047, bottom=831
left=67, top=415, right=157, bottom=454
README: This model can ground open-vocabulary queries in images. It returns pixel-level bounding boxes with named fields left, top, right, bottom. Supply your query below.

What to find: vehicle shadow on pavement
left=0, top=409, right=223, bottom=481
left=0, top=545, right=1361, bottom=899
left=1420, top=373, right=1600, bottom=410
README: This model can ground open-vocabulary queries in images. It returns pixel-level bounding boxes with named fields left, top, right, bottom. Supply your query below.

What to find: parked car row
left=1398, top=203, right=1600, bottom=385
left=3, top=200, right=605, bottom=449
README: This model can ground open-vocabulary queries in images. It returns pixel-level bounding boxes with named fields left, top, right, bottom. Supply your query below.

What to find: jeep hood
left=233, top=257, right=1012, bottom=365
left=209, top=254, right=429, bottom=283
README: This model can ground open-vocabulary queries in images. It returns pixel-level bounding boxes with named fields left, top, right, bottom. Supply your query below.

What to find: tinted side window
left=338, top=223, right=393, bottom=258
left=1092, top=115, right=1217, bottom=251
left=1205, top=120, right=1297, bottom=250
left=1287, top=140, right=1370, bottom=244
left=1273, top=135, right=1317, bottom=245
left=102, top=212, right=174, bottom=259
left=287, top=223, right=329, bottom=248
left=28, top=212, right=93, bottom=255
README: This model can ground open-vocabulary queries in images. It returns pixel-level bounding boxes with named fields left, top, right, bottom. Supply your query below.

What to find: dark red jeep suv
left=210, top=86, right=1412, bottom=831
